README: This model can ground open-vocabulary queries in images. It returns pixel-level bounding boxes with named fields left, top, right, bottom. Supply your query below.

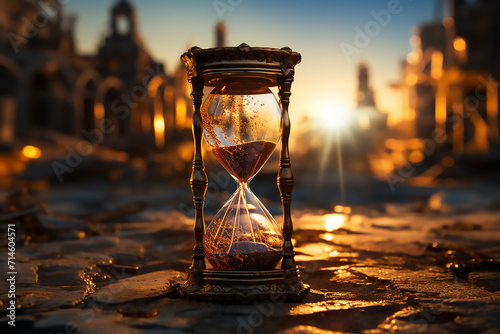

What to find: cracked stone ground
left=1, top=179, right=500, bottom=334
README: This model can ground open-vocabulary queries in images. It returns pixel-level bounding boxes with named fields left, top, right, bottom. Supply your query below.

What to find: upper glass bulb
left=201, top=79, right=282, bottom=182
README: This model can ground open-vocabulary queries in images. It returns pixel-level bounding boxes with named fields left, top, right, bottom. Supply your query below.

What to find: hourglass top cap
left=180, top=43, right=301, bottom=87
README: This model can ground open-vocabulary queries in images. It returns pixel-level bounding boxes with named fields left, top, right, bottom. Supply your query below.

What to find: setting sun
left=315, top=101, right=352, bottom=133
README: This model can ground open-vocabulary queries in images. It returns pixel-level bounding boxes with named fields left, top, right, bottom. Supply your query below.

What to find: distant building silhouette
left=357, top=63, right=376, bottom=108
left=215, top=21, right=226, bottom=47
left=354, top=63, right=387, bottom=137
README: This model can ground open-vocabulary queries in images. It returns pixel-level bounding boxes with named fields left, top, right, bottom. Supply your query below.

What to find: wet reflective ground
left=1, top=183, right=500, bottom=334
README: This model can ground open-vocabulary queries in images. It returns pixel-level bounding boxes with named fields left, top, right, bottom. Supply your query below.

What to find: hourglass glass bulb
left=201, top=78, right=284, bottom=271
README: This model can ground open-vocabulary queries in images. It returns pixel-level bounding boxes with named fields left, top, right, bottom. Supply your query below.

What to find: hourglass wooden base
left=177, top=267, right=310, bottom=302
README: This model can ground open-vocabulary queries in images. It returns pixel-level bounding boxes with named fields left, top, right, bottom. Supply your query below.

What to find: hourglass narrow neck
left=237, top=179, right=252, bottom=190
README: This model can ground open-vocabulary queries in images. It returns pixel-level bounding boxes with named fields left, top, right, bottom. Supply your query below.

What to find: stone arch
left=27, top=60, right=75, bottom=134
left=96, top=77, right=125, bottom=140
left=147, top=74, right=174, bottom=149
left=75, top=69, right=102, bottom=137
left=0, top=55, right=22, bottom=144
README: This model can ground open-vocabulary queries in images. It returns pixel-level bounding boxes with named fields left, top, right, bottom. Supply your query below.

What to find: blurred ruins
left=0, top=0, right=206, bottom=185
left=385, top=0, right=500, bottom=183
left=0, top=0, right=499, bottom=190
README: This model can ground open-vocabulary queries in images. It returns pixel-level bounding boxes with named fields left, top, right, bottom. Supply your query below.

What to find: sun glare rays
left=314, top=101, right=351, bottom=205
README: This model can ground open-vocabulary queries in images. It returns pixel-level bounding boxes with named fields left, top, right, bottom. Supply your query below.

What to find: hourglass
left=178, top=44, right=309, bottom=301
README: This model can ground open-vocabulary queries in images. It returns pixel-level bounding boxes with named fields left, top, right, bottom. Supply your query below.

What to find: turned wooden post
left=277, top=77, right=296, bottom=270
left=189, top=76, right=207, bottom=270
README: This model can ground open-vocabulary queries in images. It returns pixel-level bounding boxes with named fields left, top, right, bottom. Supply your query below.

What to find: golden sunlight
left=453, top=37, right=466, bottom=52
left=334, top=205, right=352, bottom=214
left=175, top=99, right=189, bottom=129
left=94, top=102, right=105, bottom=120
left=315, top=101, right=351, bottom=133
left=431, top=51, right=443, bottom=79
left=406, top=51, right=419, bottom=64
left=325, top=213, right=347, bottom=232
left=21, top=145, right=42, bottom=159
left=154, top=114, right=165, bottom=149
left=323, top=233, right=333, bottom=241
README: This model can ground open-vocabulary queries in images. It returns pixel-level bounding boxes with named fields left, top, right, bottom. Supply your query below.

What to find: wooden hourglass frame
left=177, top=44, right=309, bottom=302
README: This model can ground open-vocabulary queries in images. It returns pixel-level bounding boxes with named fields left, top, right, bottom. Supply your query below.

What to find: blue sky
left=65, top=0, right=437, bottom=122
